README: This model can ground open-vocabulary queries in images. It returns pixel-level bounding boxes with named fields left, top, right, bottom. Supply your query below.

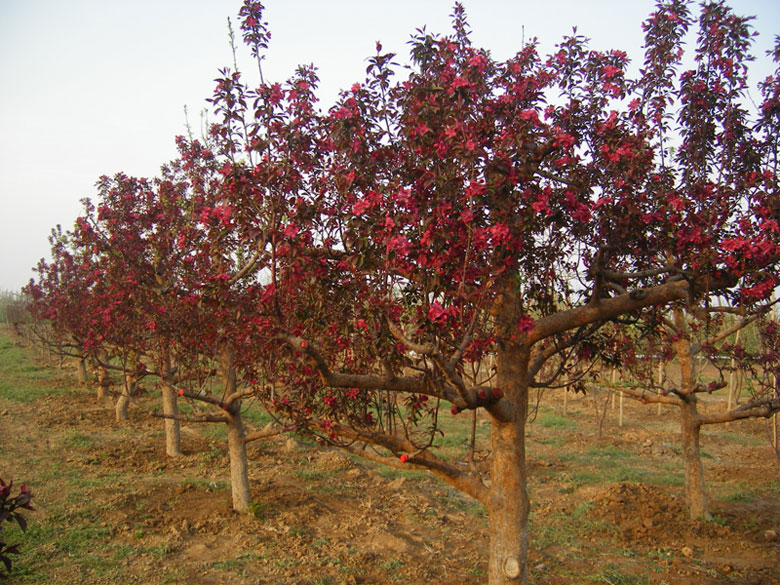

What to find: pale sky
left=1, top=0, right=778, bottom=292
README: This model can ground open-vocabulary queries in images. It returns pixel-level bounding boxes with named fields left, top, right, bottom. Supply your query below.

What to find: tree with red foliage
left=732, top=314, right=780, bottom=469
left=24, top=0, right=780, bottom=581
left=26, top=226, right=107, bottom=395
left=605, top=301, right=780, bottom=521
left=66, top=158, right=276, bottom=510
left=223, top=2, right=780, bottom=583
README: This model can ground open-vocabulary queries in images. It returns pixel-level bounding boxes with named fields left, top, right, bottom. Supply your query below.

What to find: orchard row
left=23, top=2, right=780, bottom=583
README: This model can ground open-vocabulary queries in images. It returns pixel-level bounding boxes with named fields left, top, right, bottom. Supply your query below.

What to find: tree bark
left=487, top=289, right=530, bottom=585
left=115, top=371, right=134, bottom=422
left=226, top=410, right=251, bottom=512
left=680, top=400, right=710, bottom=520
left=96, top=349, right=109, bottom=401
left=161, top=351, right=182, bottom=457
left=76, top=357, right=88, bottom=384
left=673, top=310, right=711, bottom=521
left=96, top=365, right=107, bottom=401
left=220, top=345, right=251, bottom=512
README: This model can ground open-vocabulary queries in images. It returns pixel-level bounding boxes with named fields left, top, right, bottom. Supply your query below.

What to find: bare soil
left=1, top=341, right=779, bottom=584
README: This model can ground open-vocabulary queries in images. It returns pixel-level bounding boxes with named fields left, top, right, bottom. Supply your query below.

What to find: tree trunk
left=161, top=355, right=182, bottom=457
left=220, top=346, right=251, bottom=512
left=76, top=357, right=88, bottom=384
left=226, top=410, right=251, bottom=512
left=673, top=310, right=711, bottom=521
left=96, top=349, right=109, bottom=401
left=96, top=365, right=107, bottom=401
left=487, top=290, right=530, bottom=584
left=115, top=371, right=134, bottom=422
left=680, top=400, right=710, bottom=520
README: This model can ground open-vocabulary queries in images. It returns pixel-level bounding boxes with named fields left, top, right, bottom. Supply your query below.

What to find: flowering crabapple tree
left=23, top=0, right=780, bottom=580
left=215, top=2, right=780, bottom=583
left=732, top=314, right=780, bottom=469
left=596, top=13, right=780, bottom=521
left=65, top=158, right=284, bottom=511
left=26, top=227, right=109, bottom=395
left=606, top=301, right=780, bottom=520
left=24, top=3, right=317, bottom=513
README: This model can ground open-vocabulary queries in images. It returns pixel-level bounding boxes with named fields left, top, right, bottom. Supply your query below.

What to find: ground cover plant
left=20, top=1, right=780, bottom=583
left=0, top=476, right=34, bottom=578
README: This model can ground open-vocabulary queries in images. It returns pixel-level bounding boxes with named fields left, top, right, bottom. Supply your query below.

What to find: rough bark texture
left=487, top=290, right=530, bottom=585
left=226, top=410, right=251, bottom=512
left=221, top=346, right=251, bottom=512
left=161, top=384, right=182, bottom=457
left=160, top=351, right=182, bottom=457
left=673, top=310, right=711, bottom=521
left=680, top=401, right=710, bottom=520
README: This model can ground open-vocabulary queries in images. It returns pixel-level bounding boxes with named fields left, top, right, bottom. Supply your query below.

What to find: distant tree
left=735, top=313, right=780, bottom=469
left=0, top=292, right=30, bottom=335
left=609, top=303, right=780, bottom=520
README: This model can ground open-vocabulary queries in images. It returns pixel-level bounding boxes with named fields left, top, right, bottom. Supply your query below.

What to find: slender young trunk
left=76, top=357, right=88, bottom=384
left=772, top=374, right=779, bottom=467
left=96, top=349, right=109, bottom=401
left=96, top=365, right=107, bottom=400
left=487, top=287, right=530, bottom=585
left=161, top=351, right=182, bottom=457
left=220, top=346, right=251, bottom=512
left=727, top=329, right=741, bottom=412
left=115, top=371, right=134, bottom=422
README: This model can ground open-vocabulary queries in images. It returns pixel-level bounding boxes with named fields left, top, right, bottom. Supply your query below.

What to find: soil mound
left=590, top=482, right=687, bottom=542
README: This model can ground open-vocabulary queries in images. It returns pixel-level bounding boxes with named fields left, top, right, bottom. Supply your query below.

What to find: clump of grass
left=63, top=432, right=94, bottom=449
left=586, top=567, right=651, bottom=584
left=210, top=553, right=262, bottom=573
left=535, top=413, right=577, bottom=429
left=724, top=487, right=756, bottom=503
left=585, top=446, right=632, bottom=459
left=535, top=436, right=568, bottom=447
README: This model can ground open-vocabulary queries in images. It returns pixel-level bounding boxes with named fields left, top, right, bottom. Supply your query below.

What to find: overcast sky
left=1, top=0, right=778, bottom=292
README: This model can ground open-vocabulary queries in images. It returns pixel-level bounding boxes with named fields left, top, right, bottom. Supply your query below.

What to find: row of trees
left=23, top=2, right=780, bottom=583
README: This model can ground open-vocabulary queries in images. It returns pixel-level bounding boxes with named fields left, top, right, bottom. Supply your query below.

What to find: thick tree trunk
left=161, top=386, right=182, bottom=457
left=220, top=346, right=251, bottom=512
left=161, top=351, right=182, bottom=457
left=673, top=310, right=711, bottom=521
left=680, top=401, right=710, bottom=520
left=488, top=398, right=529, bottom=583
left=487, top=290, right=530, bottom=585
left=226, top=410, right=251, bottom=512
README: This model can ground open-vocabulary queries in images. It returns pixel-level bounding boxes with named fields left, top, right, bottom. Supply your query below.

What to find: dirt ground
left=1, top=337, right=779, bottom=584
